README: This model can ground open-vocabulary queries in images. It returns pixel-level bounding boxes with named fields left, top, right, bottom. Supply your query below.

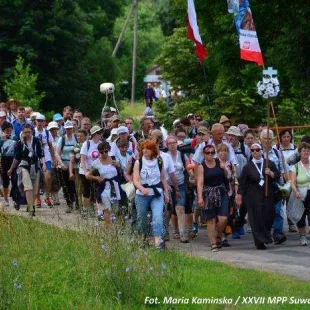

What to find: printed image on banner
left=233, top=0, right=264, bottom=66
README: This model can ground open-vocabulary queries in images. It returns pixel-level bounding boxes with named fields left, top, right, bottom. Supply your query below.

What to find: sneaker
left=35, top=199, right=42, bottom=208
left=232, top=232, right=241, bottom=239
left=51, top=194, right=60, bottom=205
left=97, top=214, right=105, bottom=221
left=221, top=238, right=230, bottom=247
left=45, top=198, right=53, bottom=208
left=4, top=199, right=9, bottom=207
left=289, top=225, right=298, bottom=233
left=192, top=222, right=199, bottom=235
left=239, top=226, right=245, bottom=236
left=274, top=233, right=287, bottom=245
left=300, top=235, right=308, bottom=246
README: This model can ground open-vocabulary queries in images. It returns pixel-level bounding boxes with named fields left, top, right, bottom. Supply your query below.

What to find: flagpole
left=202, top=63, right=212, bottom=122
left=265, top=100, right=270, bottom=197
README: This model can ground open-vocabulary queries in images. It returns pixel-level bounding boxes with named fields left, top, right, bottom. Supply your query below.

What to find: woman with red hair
left=133, top=139, right=170, bottom=249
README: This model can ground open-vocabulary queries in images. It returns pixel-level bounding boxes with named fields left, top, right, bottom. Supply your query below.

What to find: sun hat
left=219, top=115, right=232, bottom=124
left=64, top=120, right=74, bottom=129
left=226, top=126, right=243, bottom=137
left=197, top=126, right=209, bottom=135
left=90, top=125, right=103, bottom=136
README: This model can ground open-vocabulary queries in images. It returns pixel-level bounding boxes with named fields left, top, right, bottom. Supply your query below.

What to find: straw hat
left=219, top=115, right=232, bottom=125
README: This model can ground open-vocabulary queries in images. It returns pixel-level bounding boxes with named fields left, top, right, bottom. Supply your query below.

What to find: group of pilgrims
left=1, top=98, right=310, bottom=251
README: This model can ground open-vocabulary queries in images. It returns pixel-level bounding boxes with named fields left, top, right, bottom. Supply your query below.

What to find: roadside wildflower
left=12, top=259, right=19, bottom=266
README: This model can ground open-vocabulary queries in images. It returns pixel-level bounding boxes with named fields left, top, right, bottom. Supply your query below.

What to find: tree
left=0, top=0, right=123, bottom=117
left=156, top=0, right=310, bottom=126
left=4, top=56, right=45, bottom=109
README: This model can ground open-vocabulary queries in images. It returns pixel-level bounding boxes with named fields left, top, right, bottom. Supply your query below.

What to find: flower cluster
left=257, top=77, right=280, bottom=99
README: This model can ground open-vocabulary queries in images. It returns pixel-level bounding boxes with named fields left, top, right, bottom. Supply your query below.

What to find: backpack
left=234, top=141, right=246, bottom=159
left=60, top=134, right=77, bottom=152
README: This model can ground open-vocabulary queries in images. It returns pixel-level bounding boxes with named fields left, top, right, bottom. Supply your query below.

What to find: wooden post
left=265, top=101, right=270, bottom=196
left=112, top=5, right=134, bottom=57
left=131, top=0, right=138, bottom=104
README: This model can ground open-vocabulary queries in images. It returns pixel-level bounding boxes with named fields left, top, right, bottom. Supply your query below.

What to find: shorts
left=45, top=161, right=52, bottom=171
left=97, top=197, right=119, bottom=211
left=171, top=184, right=190, bottom=215
left=80, top=174, right=91, bottom=198
left=21, top=168, right=40, bottom=193
left=204, top=191, right=229, bottom=220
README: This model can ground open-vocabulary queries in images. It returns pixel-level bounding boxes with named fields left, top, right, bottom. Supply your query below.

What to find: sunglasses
left=251, top=148, right=261, bottom=153
left=99, top=150, right=109, bottom=154
left=204, top=151, right=216, bottom=155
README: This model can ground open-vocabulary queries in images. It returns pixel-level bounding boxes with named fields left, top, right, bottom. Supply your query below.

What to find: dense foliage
left=0, top=0, right=309, bottom=125
left=156, top=0, right=310, bottom=126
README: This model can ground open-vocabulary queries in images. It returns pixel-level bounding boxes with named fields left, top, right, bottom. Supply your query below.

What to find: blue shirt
left=12, top=119, right=32, bottom=140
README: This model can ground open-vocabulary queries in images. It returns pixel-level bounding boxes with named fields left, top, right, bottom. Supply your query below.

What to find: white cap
left=64, top=120, right=74, bottom=129
left=47, top=121, right=58, bottom=130
left=117, top=126, right=129, bottom=135
left=0, top=111, right=6, bottom=117
left=36, top=113, right=46, bottom=121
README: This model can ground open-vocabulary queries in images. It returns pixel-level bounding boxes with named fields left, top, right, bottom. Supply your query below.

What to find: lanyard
left=253, top=160, right=264, bottom=179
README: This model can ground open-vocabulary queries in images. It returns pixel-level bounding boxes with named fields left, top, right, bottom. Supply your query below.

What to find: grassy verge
left=0, top=212, right=309, bottom=309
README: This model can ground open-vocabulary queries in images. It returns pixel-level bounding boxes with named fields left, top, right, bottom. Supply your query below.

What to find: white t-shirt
left=168, top=151, right=186, bottom=185
left=160, top=151, right=175, bottom=180
left=91, top=159, right=121, bottom=200
left=35, top=128, right=53, bottom=162
left=273, top=143, right=297, bottom=164
left=79, top=140, right=100, bottom=174
left=115, top=151, right=132, bottom=175
left=136, top=157, right=163, bottom=196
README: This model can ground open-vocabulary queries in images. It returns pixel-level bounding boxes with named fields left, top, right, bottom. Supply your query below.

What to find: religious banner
left=229, top=0, right=264, bottom=66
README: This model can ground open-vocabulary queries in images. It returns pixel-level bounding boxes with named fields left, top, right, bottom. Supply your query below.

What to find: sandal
left=173, top=233, right=180, bottom=239
left=210, top=244, right=219, bottom=252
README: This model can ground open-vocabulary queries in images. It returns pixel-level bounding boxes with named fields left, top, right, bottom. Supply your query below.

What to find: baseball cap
left=47, top=121, right=59, bottom=130
left=36, top=113, right=46, bottom=121
left=64, top=121, right=74, bottom=129
left=117, top=126, right=129, bottom=135
left=0, top=111, right=6, bottom=118
left=53, top=113, right=63, bottom=121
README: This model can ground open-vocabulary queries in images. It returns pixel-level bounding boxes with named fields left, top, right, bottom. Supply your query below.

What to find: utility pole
left=112, top=5, right=134, bottom=57
left=131, top=0, right=138, bottom=104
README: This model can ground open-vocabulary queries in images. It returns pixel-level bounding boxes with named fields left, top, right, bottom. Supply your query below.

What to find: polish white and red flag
left=187, top=0, right=207, bottom=64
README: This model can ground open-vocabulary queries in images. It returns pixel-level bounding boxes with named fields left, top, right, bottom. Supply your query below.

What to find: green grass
left=1, top=212, right=309, bottom=310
